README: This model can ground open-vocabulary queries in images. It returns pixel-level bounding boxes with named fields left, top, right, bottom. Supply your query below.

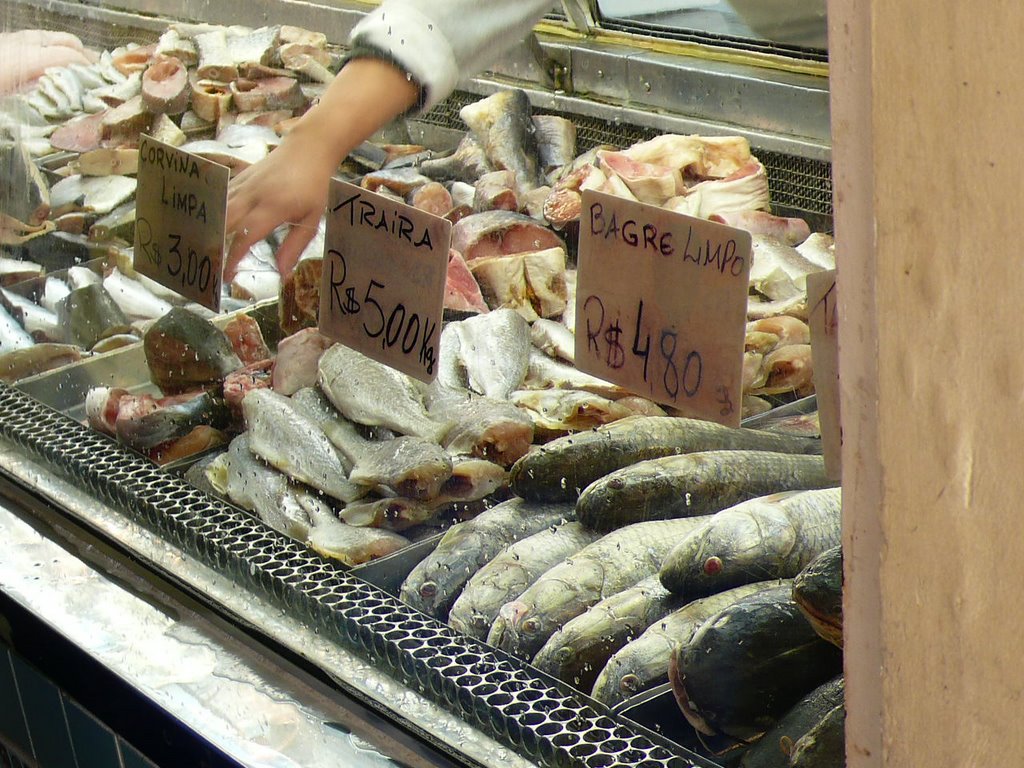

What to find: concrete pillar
left=830, top=2, right=1024, bottom=765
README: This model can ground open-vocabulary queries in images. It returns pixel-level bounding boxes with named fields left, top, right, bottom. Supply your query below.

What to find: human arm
left=225, top=0, right=555, bottom=279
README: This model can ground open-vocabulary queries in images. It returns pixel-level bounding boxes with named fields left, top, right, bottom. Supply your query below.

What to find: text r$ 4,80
left=582, top=295, right=734, bottom=416
left=327, top=250, right=437, bottom=375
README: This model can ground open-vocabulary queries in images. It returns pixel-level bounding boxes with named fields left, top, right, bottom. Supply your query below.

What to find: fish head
left=663, top=508, right=796, bottom=596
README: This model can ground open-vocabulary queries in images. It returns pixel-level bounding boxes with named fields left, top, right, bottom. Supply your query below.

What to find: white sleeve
left=348, top=0, right=555, bottom=111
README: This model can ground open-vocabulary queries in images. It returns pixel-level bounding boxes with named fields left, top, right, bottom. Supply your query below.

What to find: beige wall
left=830, top=2, right=1024, bottom=765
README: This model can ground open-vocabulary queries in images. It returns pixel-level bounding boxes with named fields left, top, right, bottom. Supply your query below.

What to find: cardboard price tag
left=807, top=269, right=841, bottom=480
left=575, top=190, right=751, bottom=426
left=133, top=135, right=228, bottom=311
left=319, top=180, right=451, bottom=383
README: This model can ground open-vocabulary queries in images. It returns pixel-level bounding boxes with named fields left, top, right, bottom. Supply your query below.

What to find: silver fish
left=510, top=388, right=634, bottom=433
left=102, top=268, right=174, bottom=322
left=348, top=435, right=453, bottom=500
left=429, top=384, right=535, bottom=468
left=224, top=434, right=320, bottom=541
left=452, top=308, right=531, bottom=400
left=242, top=388, right=365, bottom=503
left=447, top=521, right=601, bottom=640
left=530, top=317, right=575, bottom=363
left=305, top=503, right=410, bottom=566
left=524, top=348, right=627, bottom=398
left=318, top=344, right=445, bottom=441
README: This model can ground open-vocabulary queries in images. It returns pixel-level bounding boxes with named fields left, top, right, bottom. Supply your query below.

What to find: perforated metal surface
left=0, top=383, right=716, bottom=768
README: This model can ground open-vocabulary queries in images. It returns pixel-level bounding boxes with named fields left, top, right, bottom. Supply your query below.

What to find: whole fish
left=430, top=385, right=535, bottom=468
left=788, top=702, right=845, bottom=768
left=576, top=450, right=833, bottom=531
left=447, top=521, right=601, bottom=639
left=523, top=348, right=626, bottom=398
left=451, top=308, right=531, bottom=400
left=510, top=415, right=823, bottom=502
left=739, top=675, right=844, bottom=768
left=531, top=575, right=686, bottom=693
left=304, top=503, right=410, bottom=567
left=591, top=581, right=777, bottom=709
left=398, top=496, right=574, bottom=619
left=348, top=435, right=453, bottom=500
left=459, top=89, right=542, bottom=196
left=792, top=544, right=843, bottom=648
left=669, top=585, right=843, bottom=741
left=317, top=343, right=445, bottom=441
left=487, top=516, right=713, bottom=661
left=659, top=488, right=842, bottom=598
left=242, top=388, right=365, bottom=504
left=224, top=434, right=321, bottom=541
left=510, top=388, right=634, bottom=433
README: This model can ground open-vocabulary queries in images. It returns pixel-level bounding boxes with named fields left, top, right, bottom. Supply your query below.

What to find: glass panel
left=596, top=0, right=828, bottom=53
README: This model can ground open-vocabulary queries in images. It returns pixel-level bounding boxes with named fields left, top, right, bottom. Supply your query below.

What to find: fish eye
left=419, top=581, right=437, bottom=598
left=521, top=617, right=539, bottom=635
left=621, top=674, right=640, bottom=693
left=703, top=556, right=723, bottom=576
left=555, top=647, right=573, bottom=664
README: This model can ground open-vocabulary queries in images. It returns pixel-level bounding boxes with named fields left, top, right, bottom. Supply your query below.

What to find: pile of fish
left=0, top=253, right=215, bottom=381
left=386, top=398, right=844, bottom=764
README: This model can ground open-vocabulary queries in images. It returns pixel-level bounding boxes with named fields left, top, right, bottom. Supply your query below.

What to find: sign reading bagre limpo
left=575, top=189, right=752, bottom=427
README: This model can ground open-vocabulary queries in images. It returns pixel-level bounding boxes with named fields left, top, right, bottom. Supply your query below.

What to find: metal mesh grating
left=0, top=383, right=717, bottom=768
left=420, top=90, right=833, bottom=222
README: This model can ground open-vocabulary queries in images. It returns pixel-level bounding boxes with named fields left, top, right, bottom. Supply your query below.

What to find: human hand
left=0, top=30, right=98, bottom=94
left=224, top=135, right=335, bottom=282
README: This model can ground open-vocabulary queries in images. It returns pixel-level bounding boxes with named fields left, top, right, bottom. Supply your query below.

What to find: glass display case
left=0, top=1, right=839, bottom=766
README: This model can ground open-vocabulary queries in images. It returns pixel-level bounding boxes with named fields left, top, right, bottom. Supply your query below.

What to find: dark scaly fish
left=788, top=702, right=846, bottom=768
left=531, top=575, right=684, bottom=693
left=669, top=584, right=843, bottom=742
left=446, top=521, right=600, bottom=640
left=591, top=581, right=776, bottom=708
left=740, top=675, right=844, bottom=768
left=792, top=544, right=843, bottom=648
left=58, top=283, right=132, bottom=350
left=487, top=516, right=713, bottom=661
left=398, top=496, right=574, bottom=619
left=143, top=306, right=242, bottom=394
left=576, top=450, right=833, bottom=531
left=510, top=415, right=823, bottom=503
left=659, top=488, right=842, bottom=599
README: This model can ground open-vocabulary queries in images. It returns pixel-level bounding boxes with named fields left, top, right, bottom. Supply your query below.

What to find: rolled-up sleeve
left=348, top=0, right=555, bottom=111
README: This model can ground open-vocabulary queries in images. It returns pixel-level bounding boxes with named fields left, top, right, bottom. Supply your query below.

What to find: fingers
left=274, top=219, right=319, bottom=281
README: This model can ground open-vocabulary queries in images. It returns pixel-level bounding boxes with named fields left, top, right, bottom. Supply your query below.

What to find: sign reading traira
left=575, top=190, right=751, bottom=426
left=807, top=269, right=841, bottom=480
left=319, top=180, right=451, bottom=383
left=134, top=135, right=228, bottom=311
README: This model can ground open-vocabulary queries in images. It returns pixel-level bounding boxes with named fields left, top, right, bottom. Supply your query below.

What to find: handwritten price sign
left=134, top=135, right=227, bottom=311
left=807, top=269, right=841, bottom=480
left=319, top=181, right=451, bottom=382
left=575, top=190, right=751, bottom=426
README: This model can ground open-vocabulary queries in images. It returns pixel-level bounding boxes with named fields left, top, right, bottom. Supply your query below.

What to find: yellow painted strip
left=534, top=21, right=829, bottom=79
